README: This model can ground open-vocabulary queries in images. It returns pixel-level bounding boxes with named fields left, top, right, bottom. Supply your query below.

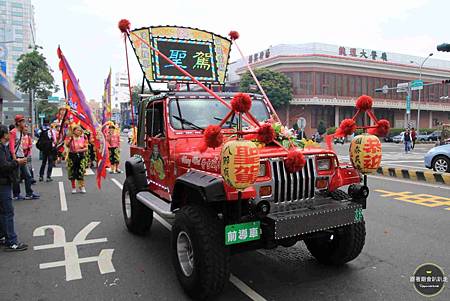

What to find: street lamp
left=410, top=53, right=433, bottom=134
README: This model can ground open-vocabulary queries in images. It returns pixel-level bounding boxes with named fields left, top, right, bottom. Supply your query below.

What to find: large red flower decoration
left=356, top=95, right=373, bottom=111
left=118, top=19, right=131, bottom=33
left=231, top=93, right=252, bottom=114
left=368, top=119, right=390, bottom=137
left=336, top=118, right=356, bottom=137
left=284, top=150, right=306, bottom=173
left=257, top=123, right=276, bottom=144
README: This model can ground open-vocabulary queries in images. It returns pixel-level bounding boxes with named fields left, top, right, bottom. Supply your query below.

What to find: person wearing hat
left=0, top=124, right=28, bottom=251
left=9, top=115, right=39, bottom=200
left=65, top=123, right=88, bottom=193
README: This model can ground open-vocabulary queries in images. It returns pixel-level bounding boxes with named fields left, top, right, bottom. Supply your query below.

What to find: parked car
left=392, top=132, right=404, bottom=143
left=417, top=132, right=430, bottom=142
left=334, top=137, right=345, bottom=144
left=424, top=144, right=450, bottom=172
left=427, top=130, right=441, bottom=141
left=384, top=134, right=394, bottom=142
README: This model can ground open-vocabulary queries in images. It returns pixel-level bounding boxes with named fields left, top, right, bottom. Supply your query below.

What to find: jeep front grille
left=271, top=157, right=316, bottom=203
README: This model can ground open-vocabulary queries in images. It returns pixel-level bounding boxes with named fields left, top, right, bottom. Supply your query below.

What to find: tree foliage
left=317, top=120, right=327, bottom=135
left=14, top=45, right=58, bottom=99
left=239, top=68, right=292, bottom=109
left=36, top=100, right=58, bottom=119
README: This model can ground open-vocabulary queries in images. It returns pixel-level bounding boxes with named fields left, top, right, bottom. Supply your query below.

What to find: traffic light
left=442, top=79, right=450, bottom=84
left=437, top=43, right=450, bottom=52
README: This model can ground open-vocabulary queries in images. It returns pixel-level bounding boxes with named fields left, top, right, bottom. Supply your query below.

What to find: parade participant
left=0, top=124, right=28, bottom=251
left=66, top=123, right=89, bottom=193
left=22, top=125, right=35, bottom=184
left=85, top=129, right=96, bottom=168
left=37, top=119, right=57, bottom=182
left=107, top=124, right=122, bottom=173
left=403, top=128, right=412, bottom=154
left=9, top=115, right=39, bottom=200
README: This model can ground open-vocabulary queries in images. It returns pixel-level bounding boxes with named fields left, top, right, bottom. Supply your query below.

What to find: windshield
left=169, top=98, right=271, bottom=130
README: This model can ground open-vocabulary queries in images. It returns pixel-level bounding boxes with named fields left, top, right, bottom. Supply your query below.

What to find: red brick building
left=228, top=43, right=450, bottom=136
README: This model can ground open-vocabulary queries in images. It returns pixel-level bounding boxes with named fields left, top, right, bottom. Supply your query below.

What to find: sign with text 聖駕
left=129, top=26, right=231, bottom=85
left=152, top=38, right=216, bottom=82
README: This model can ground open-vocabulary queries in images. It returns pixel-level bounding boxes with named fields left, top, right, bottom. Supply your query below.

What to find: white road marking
left=369, top=175, right=450, bottom=191
left=110, top=178, right=266, bottom=301
left=382, top=164, right=428, bottom=170
left=85, top=168, right=95, bottom=175
left=382, top=160, right=423, bottom=163
left=52, top=168, right=63, bottom=177
left=58, top=181, right=67, bottom=211
left=33, top=222, right=115, bottom=281
left=229, top=274, right=267, bottom=301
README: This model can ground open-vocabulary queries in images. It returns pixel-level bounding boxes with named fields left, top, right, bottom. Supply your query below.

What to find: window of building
left=11, top=11, right=23, bottom=17
left=12, top=46, right=22, bottom=52
left=0, top=1, right=6, bottom=6
left=11, top=2, right=23, bottom=8
left=13, top=107, right=24, bottom=112
left=12, top=20, right=22, bottom=26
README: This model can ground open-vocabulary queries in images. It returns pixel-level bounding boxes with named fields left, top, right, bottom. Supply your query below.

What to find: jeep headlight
left=317, top=158, right=331, bottom=171
left=258, top=162, right=266, bottom=177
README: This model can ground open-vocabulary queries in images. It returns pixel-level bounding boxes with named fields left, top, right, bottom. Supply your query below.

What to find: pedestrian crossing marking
left=50, top=168, right=94, bottom=177
left=52, top=168, right=63, bottom=177
left=375, top=189, right=450, bottom=211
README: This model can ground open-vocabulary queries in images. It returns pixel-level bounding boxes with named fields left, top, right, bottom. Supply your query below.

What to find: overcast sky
left=35, top=0, right=450, bottom=100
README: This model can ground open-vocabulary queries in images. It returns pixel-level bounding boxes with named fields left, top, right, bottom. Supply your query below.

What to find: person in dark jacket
left=0, top=124, right=28, bottom=251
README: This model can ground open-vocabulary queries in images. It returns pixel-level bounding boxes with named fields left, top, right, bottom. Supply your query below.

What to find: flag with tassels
left=57, top=47, right=108, bottom=188
left=102, top=68, right=112, bottom=124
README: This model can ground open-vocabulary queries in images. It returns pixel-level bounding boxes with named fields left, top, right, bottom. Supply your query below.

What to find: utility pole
left=413, top=53, right=433, bottom=134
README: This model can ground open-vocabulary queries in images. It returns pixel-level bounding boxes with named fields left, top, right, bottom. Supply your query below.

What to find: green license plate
left=225, top=221, right=261, bottom=245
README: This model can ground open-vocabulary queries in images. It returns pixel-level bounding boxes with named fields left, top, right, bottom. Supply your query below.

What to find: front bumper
left=262, top=199, right=363, bottom=240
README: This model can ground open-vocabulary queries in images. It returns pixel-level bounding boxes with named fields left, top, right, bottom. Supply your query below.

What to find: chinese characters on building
left=248, top=48, right=271, bottom=64
left=339, top=46, right=388, bottom=61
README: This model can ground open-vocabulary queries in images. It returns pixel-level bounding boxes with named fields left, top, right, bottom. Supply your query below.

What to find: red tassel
left=336, top=118, right=356, bottom=137
left=203, top=125, right=223, bottom=149
left=257, top=123, right=275, bottom=144
left=284, top=150, right=306, bottom=173
left=231, top=93, right=252, bottom=114
left=229, top=31, right=240, bottom=40
left=368, top=119, right=390, bottom=137
left=356, top=95, right=373, bottom=111
left=118, top=19, right=131, bottom=33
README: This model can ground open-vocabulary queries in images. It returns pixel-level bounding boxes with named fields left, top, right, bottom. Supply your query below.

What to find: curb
left=376, top=166, right=450, bottom=186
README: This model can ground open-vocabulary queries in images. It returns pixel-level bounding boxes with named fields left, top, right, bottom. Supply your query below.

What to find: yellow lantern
left=349, top=134, right=382, bottom=174
left=221, top=140, right=260, bottom=190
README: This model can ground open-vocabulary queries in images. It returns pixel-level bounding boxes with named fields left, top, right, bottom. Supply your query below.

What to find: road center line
left=58, top=181, right=67, bottom=211
left=110, top=178, right=266, bottom=301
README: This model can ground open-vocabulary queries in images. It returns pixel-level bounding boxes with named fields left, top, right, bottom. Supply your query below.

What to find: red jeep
left=121, top=91, right=368, bottom=299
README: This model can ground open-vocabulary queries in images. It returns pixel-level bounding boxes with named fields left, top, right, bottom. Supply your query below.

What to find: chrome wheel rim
left=435, top=159, right=448, bottom=172
left=124, top=190, right=131, bottom=219
left=177, top=231, right=194, bottom=277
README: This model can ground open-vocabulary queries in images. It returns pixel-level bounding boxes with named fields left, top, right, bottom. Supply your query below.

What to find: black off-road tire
left=122, top=178, right=153, bottom=235
left=304, top=189, right=366, bottom=265
left=171, top=205, right=230, bottom=300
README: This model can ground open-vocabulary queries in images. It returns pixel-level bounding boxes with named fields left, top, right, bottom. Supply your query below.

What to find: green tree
left=36, top=100, right=58, bottom=122
left=317, top=120, right=326, bottom=135
left=14, top=45, right=58, bottom=123
left=239, top=68, right=293, bottom=109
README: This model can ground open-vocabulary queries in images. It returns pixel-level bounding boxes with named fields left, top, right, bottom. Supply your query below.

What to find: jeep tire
left=171, top=205, right=230, bottom=300
left=122, top=178, right=153, bottom=235
left=304, top=190, right=366, bottom=265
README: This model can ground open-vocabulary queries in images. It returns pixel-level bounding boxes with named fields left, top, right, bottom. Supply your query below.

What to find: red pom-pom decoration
left=257, top=123, right=276, bottom=144
left=336, top=118, right=356, bottom=137
left=203, top=125, right=223, bottom=149
left=229, top=31, right=240, bottom=40
left=231, top=93, right=252, bottom=114
left=356, top=95, right=373, bottom=111
left=368, top=119, right=390, bottom=137
left=284, top=150, right=306, bottom=173
left=118, top=19, right=131, bottom=33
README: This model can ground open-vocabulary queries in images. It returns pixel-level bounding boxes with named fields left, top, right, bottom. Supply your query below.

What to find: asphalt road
left=0, top=139, right=448, bottom=301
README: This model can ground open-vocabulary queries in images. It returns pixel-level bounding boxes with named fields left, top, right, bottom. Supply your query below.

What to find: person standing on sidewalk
left=9, top=115, right=39, bottom=200
left=403, top=129, right=412, bottom=154
left=37, top=120, right=56, bottom=182
left=0, top=124, right=28, bottom=251
left=411, top=128, right=417, bottom=150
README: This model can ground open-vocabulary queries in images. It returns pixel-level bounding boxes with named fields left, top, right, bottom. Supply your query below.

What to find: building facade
left=0, top=0, right=35, bottom=123
left=228, top=43, right=450, bottom=135
left=113, top=71, right=130, bottom=123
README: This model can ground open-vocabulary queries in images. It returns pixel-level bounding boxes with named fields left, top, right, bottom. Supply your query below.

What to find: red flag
left=58, top=47, right=109, bottom=188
